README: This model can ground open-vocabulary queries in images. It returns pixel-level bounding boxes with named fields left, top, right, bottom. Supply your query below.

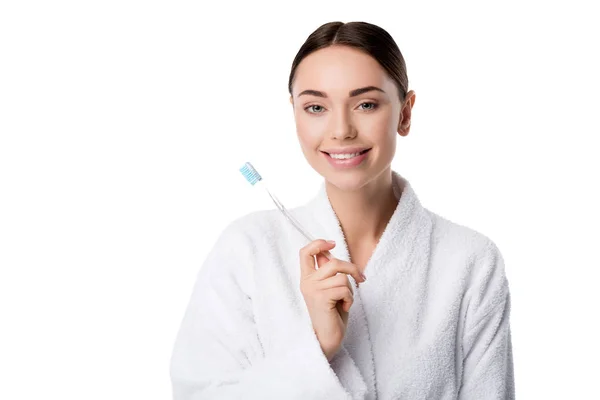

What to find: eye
left=358, top=102, right=378, bottom=111
left=304, top=104, right=326, bottom=114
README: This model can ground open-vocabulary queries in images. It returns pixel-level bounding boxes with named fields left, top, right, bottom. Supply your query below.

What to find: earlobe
left=398, top=124, right=410, bottom=137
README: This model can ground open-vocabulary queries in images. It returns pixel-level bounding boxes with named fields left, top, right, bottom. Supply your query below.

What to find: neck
left=325, top=168, right=399, bottom=249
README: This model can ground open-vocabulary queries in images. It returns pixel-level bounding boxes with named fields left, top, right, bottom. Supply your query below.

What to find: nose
left=329, top=108, right=357, bottom=140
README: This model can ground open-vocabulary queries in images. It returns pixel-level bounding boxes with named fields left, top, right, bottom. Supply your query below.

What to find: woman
left=170, top=21, right=514, bottom=399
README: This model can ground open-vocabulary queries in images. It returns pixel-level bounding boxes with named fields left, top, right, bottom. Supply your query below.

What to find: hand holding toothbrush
left=299, top=239, right=367, bottom=362
left=238, top=163, right=366, bottom=361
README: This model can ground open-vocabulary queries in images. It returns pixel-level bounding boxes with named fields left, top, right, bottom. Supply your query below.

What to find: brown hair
left=288, top=21, right=409, bottom=101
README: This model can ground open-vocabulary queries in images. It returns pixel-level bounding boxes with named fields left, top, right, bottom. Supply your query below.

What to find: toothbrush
left=239, top=162, right=333, bottom=261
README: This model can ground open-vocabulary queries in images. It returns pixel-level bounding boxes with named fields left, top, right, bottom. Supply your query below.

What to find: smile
left=322, top=148, right=371, bottom=169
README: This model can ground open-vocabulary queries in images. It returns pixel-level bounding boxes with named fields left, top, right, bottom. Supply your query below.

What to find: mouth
left=321, top=148, right=372, bottom=168
left=321, top=148, right=371, bottom=158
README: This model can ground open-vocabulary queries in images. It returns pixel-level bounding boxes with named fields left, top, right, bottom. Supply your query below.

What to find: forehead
left=293, top=45, right=395, bottom=96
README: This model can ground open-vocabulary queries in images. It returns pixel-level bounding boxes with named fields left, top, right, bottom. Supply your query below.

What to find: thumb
left=315, top=252, right=330, bottom=268
left=299, top=239, right=336, bottom=277
left=315, top=242, right=335, bottom=269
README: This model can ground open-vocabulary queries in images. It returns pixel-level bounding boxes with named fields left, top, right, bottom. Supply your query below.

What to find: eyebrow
left=297, top=85, right=386, bottom=98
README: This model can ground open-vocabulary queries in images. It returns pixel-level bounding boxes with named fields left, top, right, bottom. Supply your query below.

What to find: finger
left=331, top=271, right=354, bottom=295
left=326, top=286, right=354, bottom=312
left=315, top=251, right=331, bottom=269
left=312, top=258, right=365, bottom=284
left=316, top=273, right=352, bottom=291
left=299, top=239, right=336, bottom=278
left=316, top=273, right=354, bottom=297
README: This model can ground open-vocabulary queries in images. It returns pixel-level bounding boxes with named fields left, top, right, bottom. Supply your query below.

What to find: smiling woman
left=288, top=31, right=414, bottom=196
left=170, top=21, right=515, bottom=400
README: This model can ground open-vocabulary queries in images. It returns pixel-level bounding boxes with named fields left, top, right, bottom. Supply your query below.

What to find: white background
left=1, top=1, right=598, bottom=398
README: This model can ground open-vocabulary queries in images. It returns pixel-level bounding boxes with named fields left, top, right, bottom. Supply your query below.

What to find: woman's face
left=290, top=45, right=414, bottom=192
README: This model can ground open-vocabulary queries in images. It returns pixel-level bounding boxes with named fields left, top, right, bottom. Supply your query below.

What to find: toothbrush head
left=239, top=162, right=262, bottom=185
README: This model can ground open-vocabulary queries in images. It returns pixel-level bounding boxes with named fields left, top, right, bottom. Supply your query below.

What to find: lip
left=322, top=148, right=371, bottom=169
left=320, top=146, right=371, bottom=155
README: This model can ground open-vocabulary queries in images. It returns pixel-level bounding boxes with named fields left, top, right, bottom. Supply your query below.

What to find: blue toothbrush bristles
left=239, top=162, right=262, bottom=185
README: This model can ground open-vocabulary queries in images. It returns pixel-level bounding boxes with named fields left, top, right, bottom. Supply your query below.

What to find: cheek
left=381, top=135, right=397, bottom=159
left=295, top=115, right=323, bottom=149
left=356, top=109, right=396, bottom=141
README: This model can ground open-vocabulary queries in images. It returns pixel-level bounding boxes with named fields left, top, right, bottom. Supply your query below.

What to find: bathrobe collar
left=305, top=170, right=432, bottom=278
left=302, top=171, right=433, bottom=396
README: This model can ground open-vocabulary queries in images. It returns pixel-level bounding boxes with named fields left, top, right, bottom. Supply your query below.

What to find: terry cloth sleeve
left=169, top=220, right=360, bottom=400
left=458, top=240, right=515, bottom=400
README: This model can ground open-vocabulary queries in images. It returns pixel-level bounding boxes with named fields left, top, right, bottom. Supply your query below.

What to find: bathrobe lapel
left=301, top=170, right=433, bottom=399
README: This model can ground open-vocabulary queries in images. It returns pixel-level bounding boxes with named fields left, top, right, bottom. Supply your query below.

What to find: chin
left=321, top=161, right=394, bottom=193
left=322, top=170, right=372, bottom=192
left=306, top=152, right=385, bottom=192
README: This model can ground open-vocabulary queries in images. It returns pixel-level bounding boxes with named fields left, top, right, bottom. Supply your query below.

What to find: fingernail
left=326, top=240, right=335, bottom=244
left=361, top=273, right=367, bottom=281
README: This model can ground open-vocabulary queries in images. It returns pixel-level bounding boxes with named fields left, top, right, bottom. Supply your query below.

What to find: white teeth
left=330, top=152, right=362, bottom=159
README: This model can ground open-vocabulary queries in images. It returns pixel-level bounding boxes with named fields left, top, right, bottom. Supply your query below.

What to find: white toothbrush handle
left=259, top=182, right=333, bottom=261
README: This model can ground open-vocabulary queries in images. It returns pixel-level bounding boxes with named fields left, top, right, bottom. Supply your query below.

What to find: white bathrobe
left=170, top=171, right=515, bottom=399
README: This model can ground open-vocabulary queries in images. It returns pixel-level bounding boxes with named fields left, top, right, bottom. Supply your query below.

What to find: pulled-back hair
left=288, top=21, right=409, bottom=101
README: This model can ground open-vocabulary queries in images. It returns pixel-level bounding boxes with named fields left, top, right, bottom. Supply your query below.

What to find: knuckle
left=313, top=238, right=325, bottom=247
left=347, top=278, right=354, bottom=290
left=301, top=240, right=325, bottom=257
left=299, top=246, right=307, bottom=257
left=336, top=274, right=348, bottom=285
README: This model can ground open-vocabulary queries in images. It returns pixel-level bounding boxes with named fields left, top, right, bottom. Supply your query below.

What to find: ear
left=289, top=95, right=294, bottom=105
left=397, top=90, right=416, bottom=137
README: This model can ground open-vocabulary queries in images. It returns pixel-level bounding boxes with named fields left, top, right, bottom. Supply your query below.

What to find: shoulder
left=200, top=209, right=287, bottom=296
left=219, top=208, right=288, bottom=242
left=209, top=208, right=291, bottom=261
left=426, top=208, right=503, bottom=260
left=425, top=208, right=508, bottom=291
left=426, top=208, right=491, bottom=248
